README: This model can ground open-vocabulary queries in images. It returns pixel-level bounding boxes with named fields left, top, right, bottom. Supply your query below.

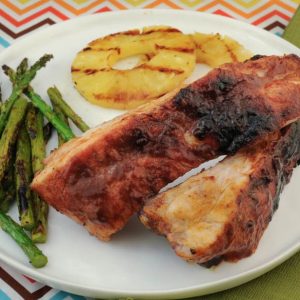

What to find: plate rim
left=0, top=9, right=299, bottom=299
left=2, top=242, right=299, bottom=299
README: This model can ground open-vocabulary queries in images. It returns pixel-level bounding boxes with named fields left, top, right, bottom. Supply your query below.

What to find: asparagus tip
left=2, top=64, right=10, bottom=74
left=33, top=54, right=54, bottom=68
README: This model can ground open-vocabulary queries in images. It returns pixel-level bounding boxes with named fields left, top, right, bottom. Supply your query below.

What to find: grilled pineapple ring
left=71, top=26, right=196, bottom=109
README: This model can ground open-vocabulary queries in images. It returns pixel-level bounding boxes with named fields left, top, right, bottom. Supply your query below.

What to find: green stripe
left=282, top=6, right=300, bottom=48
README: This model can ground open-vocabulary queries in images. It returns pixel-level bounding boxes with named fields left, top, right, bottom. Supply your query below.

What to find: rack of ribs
left=140, top=121, right=300, bottom=266
left=31, top=54, right=300, bottom=241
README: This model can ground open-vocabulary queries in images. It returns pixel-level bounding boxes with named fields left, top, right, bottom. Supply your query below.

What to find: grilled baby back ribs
left=140, top=122, right=300, bottom=266
left=31, top=55, right=300, bottom=241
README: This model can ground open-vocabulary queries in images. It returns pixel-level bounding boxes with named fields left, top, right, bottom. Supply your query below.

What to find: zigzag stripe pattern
left=0, top=1, right=299, bottom=299
left=0, top=0, right=298, bottom=50
left=0, top=264, right=51, bottom=299
left=0, top=263, right=85, bottom=299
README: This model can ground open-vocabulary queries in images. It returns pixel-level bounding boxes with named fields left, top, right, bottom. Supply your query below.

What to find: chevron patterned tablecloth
left=0, top=1, right=300, bottom=300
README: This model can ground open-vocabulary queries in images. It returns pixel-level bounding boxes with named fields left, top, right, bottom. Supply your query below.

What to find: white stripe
left=1, top=264, right=45, bottom=293
left=0, top=278, right=23, bottom=300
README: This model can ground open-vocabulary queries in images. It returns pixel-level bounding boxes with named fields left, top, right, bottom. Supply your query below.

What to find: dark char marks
left=173, top=69, right=277, bottom=153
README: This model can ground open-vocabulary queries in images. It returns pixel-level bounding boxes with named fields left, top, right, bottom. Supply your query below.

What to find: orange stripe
left=252, top=9, right=290, bottom=25
left=275, top=0, right=296, bottom=13
left=54, top=0, right=105, bottom=15
left=1, top=0, right=49, bottom=15
left=197, top=0, right=295, bottom=18
left=109, top=0, right=127, bottom=10
left=145, top=0, right=182, bottom=9
left=197, top=0, right=219, bottom=11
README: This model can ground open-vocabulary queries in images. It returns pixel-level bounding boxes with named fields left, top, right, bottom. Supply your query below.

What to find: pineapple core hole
left=112, top=54, right=146, bottom=70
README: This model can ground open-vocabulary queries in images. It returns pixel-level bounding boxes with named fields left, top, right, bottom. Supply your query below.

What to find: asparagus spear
left=0, top=54, right=53, bottom=136
left=0, top=211, right=47, bottom=268
left=15, top=126, right=35, bottom=231
left=5, top=57, right=28, bottom=89
left=16, top=58, right=28, bottom=80
left=50, top=98, right=69, bottom=146
left=26, top=105, right=48, bottom=242
left=3, top=65, right=75, bottom=142
left=0, top=87, right=3, bottom=114
left=31, top=194, right=48, bottom=243
left=0, top=97, right=28, bottom=183
left=0, top=184, right=5, bottom=211
left=43, top=122, right=53, bottom=144
left=26, top=89, right=75, bottom=141
left=26, top=105, right=45, bottom=173
left=47, top=86, right=90, bottom=132
left=0, top=155, right=15, bottom=213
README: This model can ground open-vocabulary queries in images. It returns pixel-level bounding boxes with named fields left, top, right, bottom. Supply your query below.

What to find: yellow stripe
left=72, top=0, right=91, bottom=4
left=125, top=0, right=149, bottom=6
left=145, top=0, right=182, bottom=9
left=16, top=0, right=32, bottom=4
left=180, top=0, right=203, bottom=7
left=233, top=0, right=261, bottom=9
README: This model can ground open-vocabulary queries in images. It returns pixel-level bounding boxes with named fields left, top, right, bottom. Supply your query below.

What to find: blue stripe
left=0, top=290, right=11, bottom=300
left=0, top=37, right=10, bottom=48
left=49, top=291, right=86, bottom=300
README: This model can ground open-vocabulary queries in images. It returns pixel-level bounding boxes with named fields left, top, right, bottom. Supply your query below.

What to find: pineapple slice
left=71, top=26, right=196, bottom=110
left=191, top=32, right=252, bottom=67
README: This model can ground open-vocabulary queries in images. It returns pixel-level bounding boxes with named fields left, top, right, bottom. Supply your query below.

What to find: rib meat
left=140, top=122, right=300, bottom=266
left=31, top=55, right=300, bottom=241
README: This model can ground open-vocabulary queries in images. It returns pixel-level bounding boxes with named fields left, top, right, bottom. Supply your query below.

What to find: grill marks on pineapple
left=93, top=92, right=152, bottom=102
left=95, top=28, right=182, bottom=46
left=83, top=47, right=92, bottom=51
left=72, top=66, right=184, bottom=76
left=144, top=28, right=181, bottom=35
left=193, top=34, right=217, bottom=48
left=139, top=65, right=184, bottom=75
left=81, top=40, right=194, bottom=56
left=83, top=68, right=109, bottom=75
left=71, top=43, right=191, bottom=76
left=82, top=47, right=121, bottom=54
left=107, top=29, right=140, bottom=37
left=106, top=27, right=181, bottom=38
left=71, top=67, right=111, bottom=74
left=155, top=44, right=194, bottom=53
left=225, top=43, right=238, bottom=62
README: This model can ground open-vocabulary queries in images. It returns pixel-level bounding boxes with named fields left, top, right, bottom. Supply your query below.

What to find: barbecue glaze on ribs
left=140, top=122, right=300, bottom=266
left=31, top=55, right=300, bottom=241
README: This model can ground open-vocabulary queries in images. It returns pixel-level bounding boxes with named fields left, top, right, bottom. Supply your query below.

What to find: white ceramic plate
left=0, top=9, right=300, bottom=299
